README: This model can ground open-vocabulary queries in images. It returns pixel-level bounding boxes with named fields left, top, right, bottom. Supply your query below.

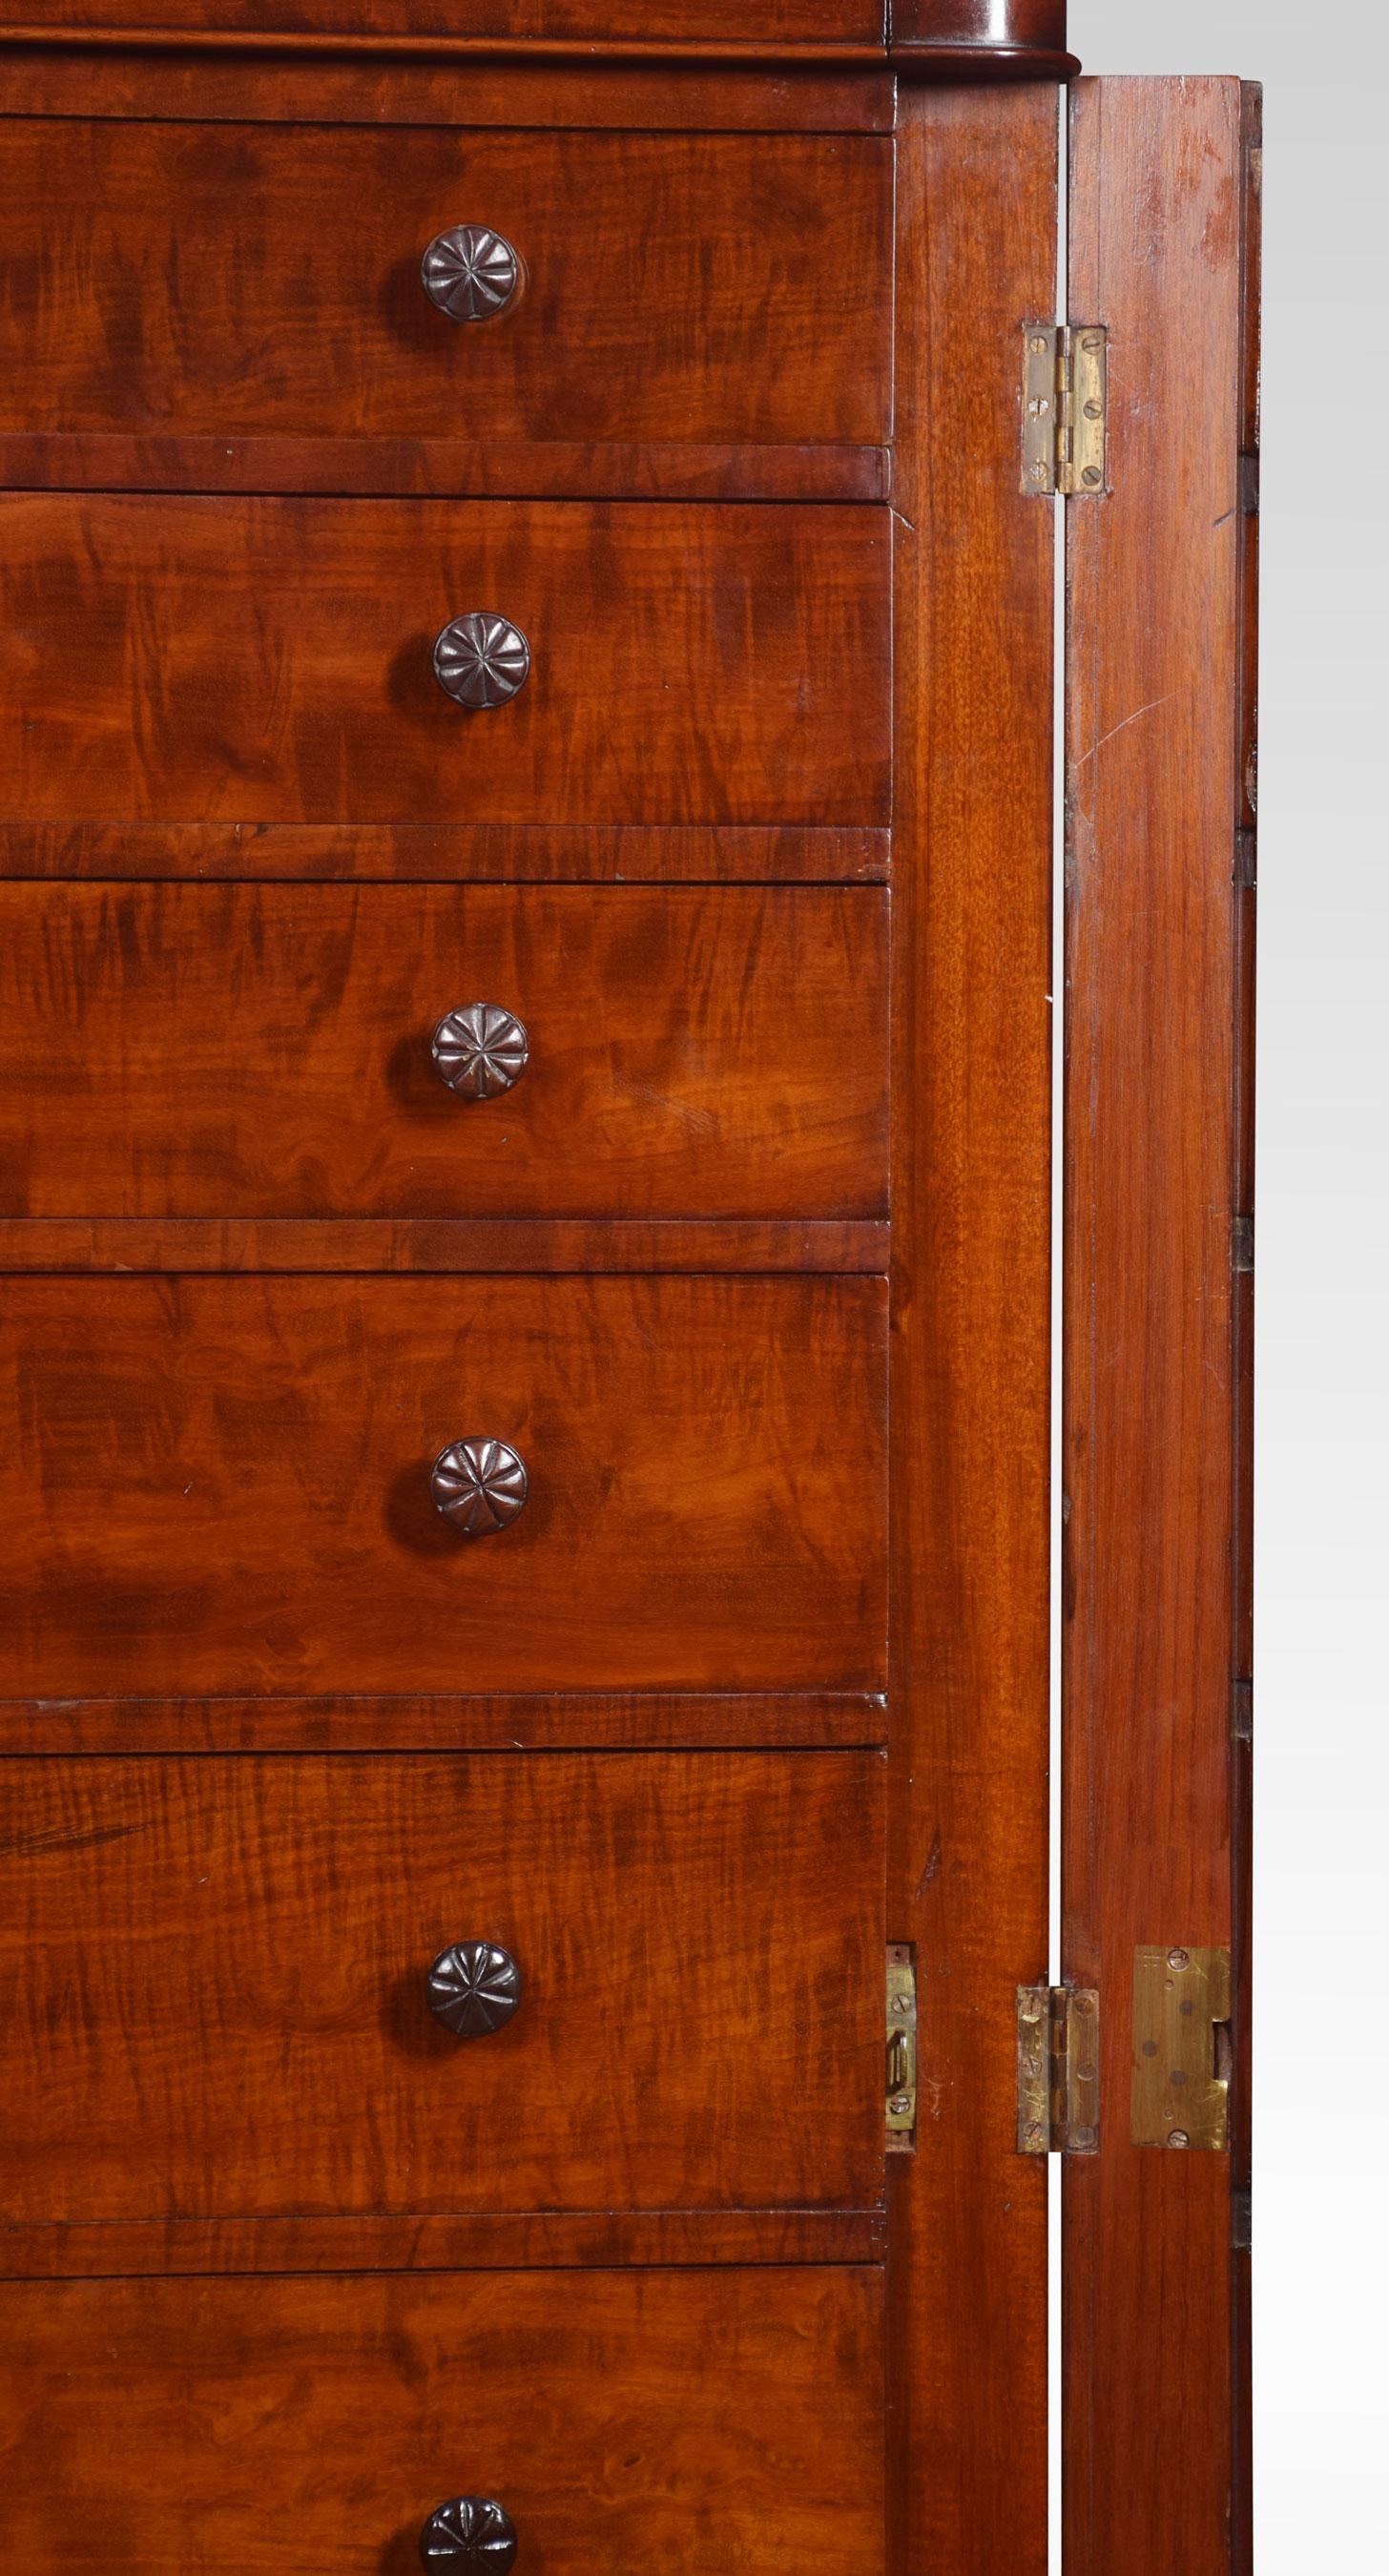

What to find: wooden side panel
left=0, top=122, right=891, bottom=449
left=1065, top=76, right=1257, bottom=2576
left=0, top=1753, right=885, bottom=2221
left=0, top=884, right=888, bottom=1221
left=888, top=84, right=1055, bottom=2576
left=0, top=2268, right=885, bottom=2575
left=0, top=1274, right=886, bottom=1698
left=0, top=497, right=890, bottom=830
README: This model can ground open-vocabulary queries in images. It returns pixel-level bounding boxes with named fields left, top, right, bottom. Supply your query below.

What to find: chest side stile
left=887, top=78, right=1058, bottom=2576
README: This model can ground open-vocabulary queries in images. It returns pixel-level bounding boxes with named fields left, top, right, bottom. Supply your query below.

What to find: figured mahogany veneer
left=0, top=2268, right=885, bottom=2574
left=5, top=0, right=1071, bottom=58
left=0, top=1751, right=884, bottom=2221
left=0, top=1273, right=886, bottom=1697
left=0, top=496, right=891, bottom=830
left=0, top=883, right=888, bottom=1220
left=0, top=122, right=890, bottom=453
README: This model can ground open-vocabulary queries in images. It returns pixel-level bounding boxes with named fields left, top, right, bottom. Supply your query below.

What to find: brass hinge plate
left=1131, top=1945, right=1233, bottom=2150
left=1016, top=1984, right=1100, bottom=2154
left=1022, top=323, right=1109, bottom=498
left=886, top=1944, right=917, bottom=2152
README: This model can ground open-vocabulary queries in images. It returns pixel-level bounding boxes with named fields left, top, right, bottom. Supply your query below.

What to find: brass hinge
left=886, top=1944, right=917, bottom=2151
left=1016, top=1984, right=1100, bottom=2153
left=1021, top=323, right=1109, bottom=498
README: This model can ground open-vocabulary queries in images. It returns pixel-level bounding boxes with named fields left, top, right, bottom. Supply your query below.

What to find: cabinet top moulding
left=0, top=2, right=1078, bottom=81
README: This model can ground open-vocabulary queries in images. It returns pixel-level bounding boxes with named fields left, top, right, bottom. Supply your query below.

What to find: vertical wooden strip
left=889, top=83, right=1056, bottom=2576
left=1231, top=82, right=1262, bottom=2576
left=1064, top=76, right=1254, bottom=2576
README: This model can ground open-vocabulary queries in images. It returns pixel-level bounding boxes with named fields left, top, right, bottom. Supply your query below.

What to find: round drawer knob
left=430, top=1437, right=529, bottom=1537
left=432, top=1004, right=529, bottom=1101
left=433, top=613, right=530, bottom=711
left=420, top=2496, right=518, bottom=2568
left=421, top=226, right=522, bottom=322
left=426, top=1941, right=523, bottom=2038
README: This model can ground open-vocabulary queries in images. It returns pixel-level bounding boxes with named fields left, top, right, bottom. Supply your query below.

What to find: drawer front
left=1, top=121, right=891, bottom=450
left=0, top=1275, right=885, bottom=1695
left=0, top=1753, right=884, bottom=2220
left=0, top=496, right=891, bottom=830
left=0, top=2270, right=884, bottom=2574
left=0, top=884, right=888, bottom=1220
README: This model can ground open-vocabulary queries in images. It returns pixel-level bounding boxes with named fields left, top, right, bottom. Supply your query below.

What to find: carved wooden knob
left=420, top=2497, right=518, bottom=2567
left=432, top=1005, right=529, bottom=1100
left=430, top=1438, right=529, bottom=1537
left=434, top=613, right=530, bottom=710
left=421, top=227, right=521, bottom=322
left=426, top=1942, right=523, bottom=2038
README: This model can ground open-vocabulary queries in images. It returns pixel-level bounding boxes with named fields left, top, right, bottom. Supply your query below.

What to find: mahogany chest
left=0, top=6, right=1257, bottom=2570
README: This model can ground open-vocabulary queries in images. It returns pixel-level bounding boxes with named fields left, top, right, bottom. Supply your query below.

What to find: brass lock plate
left=1130, top=1945, right=1232, bottom=2150
left=886, top=1944, right=917, bottom=2152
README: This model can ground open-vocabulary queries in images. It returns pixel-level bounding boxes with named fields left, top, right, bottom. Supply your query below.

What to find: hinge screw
left=1169, top=2129, right=1191, bottom=2149
left=1167, top=1947, right=1190, bottom=1972
left=889, top=2093, right=912, bottom=2117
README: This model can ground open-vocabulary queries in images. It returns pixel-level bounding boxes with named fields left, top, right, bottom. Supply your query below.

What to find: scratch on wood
left=1073, top=691, right=1176, bottom=768
left=916, top=1828, right=943, bottom=1899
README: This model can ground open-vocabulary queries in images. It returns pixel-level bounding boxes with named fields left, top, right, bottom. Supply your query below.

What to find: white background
left=1068, top=5, right=1389, bottom=2566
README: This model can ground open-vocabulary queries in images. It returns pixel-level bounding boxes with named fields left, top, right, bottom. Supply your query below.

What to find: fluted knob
left=432, top=1005, right=529, bottom=1100
left=426, top=1941, right=522, bottom=2038
left=431, top=1437, right=529, bottom=1537
left=420, top=2497, right=518, bottom=2568
left=434, top=613, right=530, bottom=711
left=421, top=227, right=521, bottom=322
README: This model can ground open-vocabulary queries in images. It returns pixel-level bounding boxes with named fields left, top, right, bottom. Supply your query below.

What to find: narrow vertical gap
left=1048, top=76, right=1068, bottom=2576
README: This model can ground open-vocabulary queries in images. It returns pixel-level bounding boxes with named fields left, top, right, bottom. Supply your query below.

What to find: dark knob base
left=421, top=2497, right=518, bottom=2567
left=425, top=1942, right=523, bottom=2039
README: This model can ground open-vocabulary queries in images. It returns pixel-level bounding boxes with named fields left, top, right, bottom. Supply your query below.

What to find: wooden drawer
left=0, top=1276, right=885, bottom=1696
left=0, top=883, right=888, bottom=1220
left=0, top=1752, right=883, bottom=2223
left=0, top=496, right=890, bottom=831
left=0, top=2269, right=884, bottom=2574
left=0, top=121, right=891, bottom=452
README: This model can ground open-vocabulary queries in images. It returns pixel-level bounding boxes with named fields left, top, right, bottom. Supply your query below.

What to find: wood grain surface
left=0, top=821, right=889, bottom=883
left=0, top=2267, right=886, bottom=2574
left=0, top=431, right=889, bottom=503
left=0, top=1751, right=885, bottom=2220
left=0, top=1274, right=887, bottom=1696
left=0, top=121, right=890, bottom=451
left=11, top=0, right=887, bottom=37
left=886, top=81, right=1056, bottom=2576
left=0, top=2207, right=887, bottom=2276
left=1065, top=75, right=1255, bottom=2576
left=0, top=1688, right=887, bottom=1755
left=0, top=883, right=888, bottom=1220
left=0, top=1217, right=890, bottom=1274
left=0, top=497, right=891, bottom=829
left=0, top=51, right=896, bottom=129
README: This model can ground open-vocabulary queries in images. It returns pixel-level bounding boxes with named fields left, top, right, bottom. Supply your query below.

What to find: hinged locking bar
left=886, top=1944, right=918, bottom=2152
left=1016, top=1984, right=1100, bottom=2153
left=1021, top=323, right=1109, bottom=497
